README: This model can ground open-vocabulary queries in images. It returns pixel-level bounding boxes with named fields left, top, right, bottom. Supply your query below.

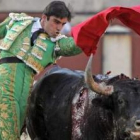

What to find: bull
left=25, top=55, right=140, bottom=140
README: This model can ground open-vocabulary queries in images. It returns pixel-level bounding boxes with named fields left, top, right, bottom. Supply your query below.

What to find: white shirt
left=31, top=18, right=42, bottom=34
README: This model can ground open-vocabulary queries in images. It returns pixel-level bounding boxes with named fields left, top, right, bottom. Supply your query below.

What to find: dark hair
left=43, top=1, right=72, bottom=21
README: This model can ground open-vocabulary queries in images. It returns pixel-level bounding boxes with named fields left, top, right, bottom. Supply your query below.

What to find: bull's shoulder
left=33, top=66, right=84, bottom=90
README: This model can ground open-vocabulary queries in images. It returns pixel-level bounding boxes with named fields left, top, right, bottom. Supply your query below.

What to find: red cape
left=71, top=6, right=140, bottom=56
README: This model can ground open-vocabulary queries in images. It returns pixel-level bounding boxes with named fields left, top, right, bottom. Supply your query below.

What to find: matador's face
left=41, top=14, right=68, bottom=38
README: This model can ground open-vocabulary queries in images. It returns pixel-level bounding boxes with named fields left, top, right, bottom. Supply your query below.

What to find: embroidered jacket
left=0, top=13, right=82, bottom=73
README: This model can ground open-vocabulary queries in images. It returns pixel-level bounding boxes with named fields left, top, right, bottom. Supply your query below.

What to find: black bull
left=26, top=55, right=140, bottom=140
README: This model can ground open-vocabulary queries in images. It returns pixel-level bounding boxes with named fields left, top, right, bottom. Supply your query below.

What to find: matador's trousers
left=0, top=62, right=34, bottom=140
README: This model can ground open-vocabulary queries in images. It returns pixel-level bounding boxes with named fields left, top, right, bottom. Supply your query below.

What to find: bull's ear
left=92, top=96, right=113, bottom=110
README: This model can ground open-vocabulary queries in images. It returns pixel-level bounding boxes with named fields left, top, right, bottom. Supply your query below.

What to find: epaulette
left=9, top=13, right=33, bottom=21
left=6, top=13, right=33, bottom=30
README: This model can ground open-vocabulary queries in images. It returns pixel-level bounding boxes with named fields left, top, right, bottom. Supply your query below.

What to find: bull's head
left=85, top=54, right=140, bottom=140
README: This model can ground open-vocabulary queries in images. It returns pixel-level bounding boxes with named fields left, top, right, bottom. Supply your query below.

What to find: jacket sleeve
left=56, top=37, right=82, bottom=57
left=0, top=17, right=11, bottom=39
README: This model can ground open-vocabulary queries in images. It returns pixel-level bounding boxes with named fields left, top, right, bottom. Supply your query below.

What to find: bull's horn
left=84, top=54, right=114, bottom=95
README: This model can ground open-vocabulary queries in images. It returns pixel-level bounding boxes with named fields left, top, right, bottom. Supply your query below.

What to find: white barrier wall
left=103, top=26, right=132, bottom=77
